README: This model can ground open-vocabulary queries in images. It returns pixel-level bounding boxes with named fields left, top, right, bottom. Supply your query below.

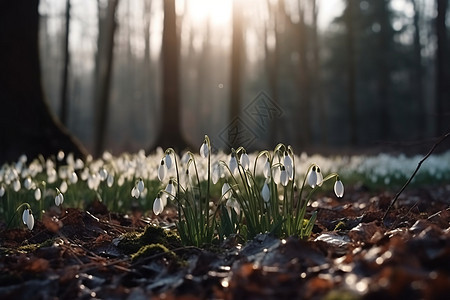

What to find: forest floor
left=0, top=185, right=449, bottom=300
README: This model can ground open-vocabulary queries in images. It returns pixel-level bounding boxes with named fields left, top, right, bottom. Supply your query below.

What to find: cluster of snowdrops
left=0, top=136, right=344, bottom=247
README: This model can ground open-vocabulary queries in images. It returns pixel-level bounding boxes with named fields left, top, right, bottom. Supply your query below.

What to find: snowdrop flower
left=212, top=163, right=220, bottom=184
left=221, top=182, right=232, bottom=199
left=284, top=151, right=294, bottom=180
left=0, top=186, right=5, bottom=197
left=137, top=178, right=145, bottom=194
left=334, top=178, right=344, bottom=198
left=153, top=192, right=164, bottom=215
left=263, top=158, right=271, bottom=179
left=229, top=153, right=238, bottom=175
left=307, top=166, right=318, bottom=188
left=22, top=208, right=34, bottom=230
left=240, top=151, right=250, bottom=170
left=165, top=179, right=176, bottom=200
left=59, top=181, right=68, bottom=193
left=69, top=171, right=78, bottom=184
left=226, top=198, right=240, bottom=216
left=280, top=166, right=289, bottom=186
left=23, top=177, right=32, bottom=190
left=13, top=179, right=21, bottom=192
left=55, top=189, right=64, bottom=206
left=200, top=140, right=209, bottom=158
left=316, top=167, right=323, bottom=187
left=107, top=173, right=114, bottom=187
left=261, top=181, right=270, bottom=203
left=34, top=188, right=42, bottom=201
left=273, top=166, right=281, bottom=185
left=99, top=168, right=108, bottom=181
left=158, top=159, right=166, bottom=182
left=165, top=153, right=173, bottom=170
left=131, top=186, right=140, bottom=198
left=57, top=150, right=65, bottom=161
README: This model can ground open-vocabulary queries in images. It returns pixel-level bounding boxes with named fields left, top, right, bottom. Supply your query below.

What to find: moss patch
left=131, top=243, right=176, bottom=263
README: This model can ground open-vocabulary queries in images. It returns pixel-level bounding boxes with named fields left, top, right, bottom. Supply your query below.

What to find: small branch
left=382, top=131, right=450, bottom=221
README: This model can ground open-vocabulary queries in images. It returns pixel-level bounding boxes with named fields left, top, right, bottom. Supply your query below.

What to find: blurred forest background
left=3, top=0, right=450, bottom=159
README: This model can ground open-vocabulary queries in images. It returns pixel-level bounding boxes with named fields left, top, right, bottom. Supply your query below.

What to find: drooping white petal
left=99, top=168, right=108, bottom=181
left=165, top=153, right=173, bottom=170
left=212, top=164, right=220, bottom=184
left=158, top=160, right=166, bottom=182
left=131, top=186, right=140, bottom=198
left=316, top=167, right=323, bottom=187
left=60, top=181, right=68, bottom=193
left=55, top=192, right=64, bottom=206
left=273, top=166, right=281, bottom=185
left=200, top=142, right=209, bottom=158
left=0, top=186, right=5, bottom=197
left=280, top=167, right=289, bottom=186
left=70, top=171, right=78, bottom=184
left=13, top=179, right=21, bottom=192
left=137, top=179, right=145, bottom=193
left=226, top=198, right=240, bottom=216
left=22, top=209, right=28, bottom=225
left=24, top=177, right=32, bottom=190
left=153, top=196, right=164, bottom=215
left=334, top=180, right=344, bottom=198
left=221, top=182, right=232, bottom=199
left=165, top=180, right=176, bottom=200
left=261, top=182, right=270, bottom=203
left=284, top=152, right=294, bottom=180
left=263, top=158, right=271, bottom=179
left=26, top=209, right=34, bottom=230
left=240, top=153, right=250, bottom=170
left=307, top=166, right=318, bottom=188
left=34, top=188, right=42, bottom=201
left=229, top=154, right=238, bottom=175
left=107, top=174, right=114, bottom=187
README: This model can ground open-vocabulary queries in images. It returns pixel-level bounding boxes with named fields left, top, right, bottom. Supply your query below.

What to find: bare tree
left=93, top=0, right=119, bottom=157
left=0, top=0, right=86, bottom=163
left=60, top=0, right=71, bottom=126
left=435, top=0, right=449, bottom=135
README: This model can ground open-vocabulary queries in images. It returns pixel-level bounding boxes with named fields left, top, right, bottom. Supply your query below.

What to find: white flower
left=263, top=158, right=271, bottom=179
left=0, top=186, right=5, bottom=197
left=131, top=186, right=140, bottom=198
left=165, top=179, right=176, bottom=200
left=99, top=168, right=108, bottom=181
left=23, top=177, right=32, bottom=190
left=307, top=166, right=318, bottom=188
left=221, top=182, right=232, bottom=199
left=261, top=181, right=270, bottom=203
left=334, top=179, right=344, bottom=198
left=316, top=167, right=323, bottom=187
left=273, top=166, right=281, bottom=185
left=280, top=166, right=289, bottom=186
left=107, top=174, right=114, bottom=187
left=200, top=141, right=209, bottom=158
left=153, top=193, right=164, bottom=215
left=57, top=150, right=65, bottom=161
left=226, top=198, right=240, bottom=216
left=240, top=152, right=250, bottom=170
left=284, top=151, right=294, bottom=180
left=229, top=153, right=238, bottom=175
left=165, top=153, right=173, bottom=170
left=69, top=171, right=78, bottom=184
left=212, top=163, right=220, bottom=184
left=22, top=209, right=34, bottom=230
left=158, top=159, right=166, bottom=182
left=13, top=179, right=21, bottom=192
left=60, top=181, right=68, bottom=193
left=34, top=188, right=42, bottom=201
left=55, top=190, right=64, bottom=206
left=137, top=178, right=145, bottom=193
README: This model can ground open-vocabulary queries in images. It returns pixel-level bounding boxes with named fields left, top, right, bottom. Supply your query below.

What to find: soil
left=0, top=185, right=449, bottom=300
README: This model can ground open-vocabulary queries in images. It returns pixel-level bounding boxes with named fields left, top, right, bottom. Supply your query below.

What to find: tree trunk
left=411, top=0, right=425, bottom=138
left=154, top=0, right=189, bottom=151
left=345, top=0, right=357, bottom=145
left=228, top=0, right=244, bottom=149
left=0, top=0, right=87, bottom=164
left=93, top=0, right=119, bottom=157
left=435, top=0, right=449, bottom=135
left=60, top=0, right=71, bottom=126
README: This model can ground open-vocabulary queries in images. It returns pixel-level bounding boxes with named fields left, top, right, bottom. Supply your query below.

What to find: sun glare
left=187, top=0, right=232, bottom=26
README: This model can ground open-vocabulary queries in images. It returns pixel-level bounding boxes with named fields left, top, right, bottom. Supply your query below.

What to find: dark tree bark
left=60, top=0, right=71, bottom=126
left=154, top=0, right=189, bottom=151
left=345, top=0, right=357, bottom=145
left=0, top=0, right=87, bottom=164
left=229, top=0, right=244, bottom=149
left=93, top=0, right=119, bottom=158
left=411, top=0, right=426, bottom=138
left=435, top=0, right=449, bottom=135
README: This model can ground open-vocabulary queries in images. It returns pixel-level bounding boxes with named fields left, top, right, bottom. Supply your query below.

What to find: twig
left=382, top=131, right=450, bottom=221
